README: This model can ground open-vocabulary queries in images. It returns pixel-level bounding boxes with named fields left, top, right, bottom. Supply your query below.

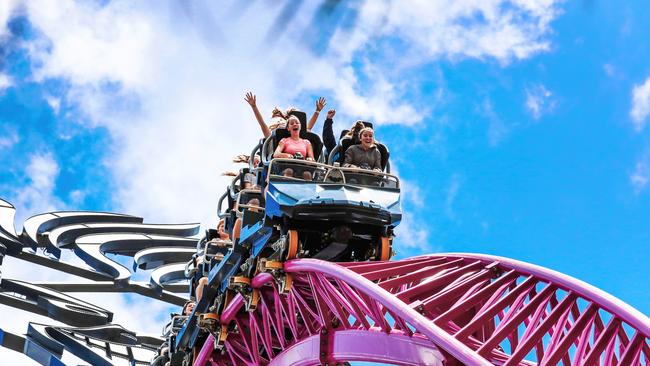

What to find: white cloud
left=400, top=178, right=425, bottom=209
left=630, top=76, right=650, bottom=131
left=481, top=98, right=509, bottom=146
left=44, top=95, right=61, bottom=114
left=445, top=174, right=462, bottom=219
left=0, top=0, right=20, bottom=38
left=394, top=211, right=430, bottom=251
left=0, top=126, right=19, bottom=149
left=389, top=164, right=430, bottom=252
left=329, top=0, right=561, bottom=66
left=0, top=73, right=12, bottom=91
left=525, top=84, right=555, bottom=119
left=309, top=62, right=423, bottom=126
left=321, top=1, right=561, bottom=121
left=10, top=153, right=65, bottom=226
left=481, top=221, right=490, bottom=234
left=25, top=153, right=58, bottom=190
left=68, top=189, right=85, bottom=204
left=630, top=158, right=650, bottom=193
left=603, top=63, right=616, bottom=77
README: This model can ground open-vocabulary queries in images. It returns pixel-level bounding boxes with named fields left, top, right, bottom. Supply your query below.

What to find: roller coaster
left=0, top=109, right=649, bottom=365
left=172, top=111, right=401, bottom=364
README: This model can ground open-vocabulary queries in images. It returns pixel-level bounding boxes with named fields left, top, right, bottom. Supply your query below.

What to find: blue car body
left=265, top=180, right=401, bottom=228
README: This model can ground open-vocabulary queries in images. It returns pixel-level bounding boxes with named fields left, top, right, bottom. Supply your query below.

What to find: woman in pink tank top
left=273, top=116, right=315, bottom=161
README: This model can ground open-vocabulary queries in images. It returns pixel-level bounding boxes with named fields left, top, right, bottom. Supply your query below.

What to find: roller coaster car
left=263, top=159, right=400, bottom=261
left=209, top=187, right=268, bottom=296
left=251, top=114, right=400, bottom=262
left=151, top=314, right=188, bottom=365
left=219, top=188, right=265, bottom=243
left=187, top=232, right=232, bottom=284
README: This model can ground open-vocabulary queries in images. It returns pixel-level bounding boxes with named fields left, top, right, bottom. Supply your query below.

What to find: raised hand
left=316, top=97, right=326, bottom=112
left=326, top=109, right=336, bottom=119
left=245, top=92, right=271, bottom=138
left=244, top=92, right=257, bottom=107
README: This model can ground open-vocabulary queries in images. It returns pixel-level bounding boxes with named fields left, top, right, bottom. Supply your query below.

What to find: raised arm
left=245, top=92, right=271, bottom=138
left=307, top=97, right=326, bottom=131
left=322, top=109, right=336, bottom=158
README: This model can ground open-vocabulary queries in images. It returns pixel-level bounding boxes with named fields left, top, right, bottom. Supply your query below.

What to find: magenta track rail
left=195, top=253, right=650, bottom=365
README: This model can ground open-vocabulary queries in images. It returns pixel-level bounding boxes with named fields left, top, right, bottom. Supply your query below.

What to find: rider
left=195, top=220, right=230, bottom=302
left=344, top=127, right=382, bottom=171
left=273, top=115, right=315, bottom=161
left=322, top=109, right=338, bottom=159
left=273, top=116, right=314, bottom=180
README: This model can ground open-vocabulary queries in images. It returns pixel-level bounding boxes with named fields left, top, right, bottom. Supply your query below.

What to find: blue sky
left=1, top=0, right=650, bottom=363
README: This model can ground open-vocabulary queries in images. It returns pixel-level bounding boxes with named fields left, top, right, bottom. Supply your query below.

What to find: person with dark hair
left=345, top=121, right=367, bottom=141
left=344, top=127, right=382, bottom=171
left=246, top=198, right=262, bottom=213
left=182, top=300, right=196, bottom=316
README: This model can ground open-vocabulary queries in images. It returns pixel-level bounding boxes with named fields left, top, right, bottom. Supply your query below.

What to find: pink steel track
left=195, top=254, right=650, bottom=365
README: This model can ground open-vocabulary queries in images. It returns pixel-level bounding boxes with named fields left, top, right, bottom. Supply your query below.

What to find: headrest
left=303, top=131, right=324, bottom=161
left=329, top=137, right=355, bottom=164
left=226, top=189, right=235, bottom=212
left=239, top=190, right=264, bottom=208
left=375, top=142, right=390, bottom=171
left=274, top=128, right=290, bottom=141
left=340, top=137, right=355, bottom=149
left=206, top=229, right=219, bottom=241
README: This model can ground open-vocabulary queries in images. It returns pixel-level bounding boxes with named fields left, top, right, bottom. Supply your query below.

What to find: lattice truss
left=196, top=257, right=650, bottom=366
